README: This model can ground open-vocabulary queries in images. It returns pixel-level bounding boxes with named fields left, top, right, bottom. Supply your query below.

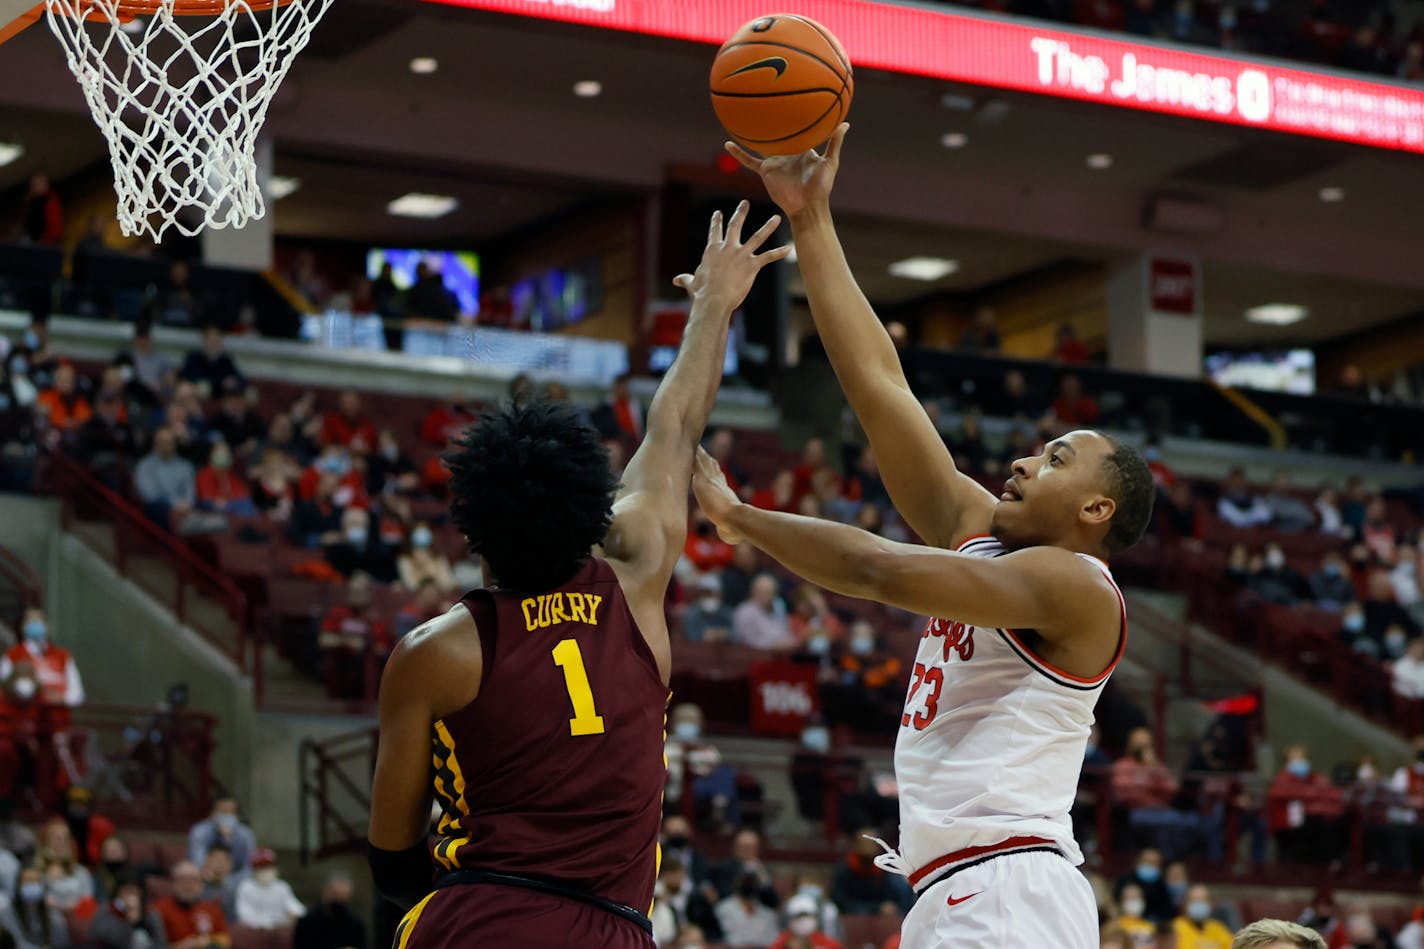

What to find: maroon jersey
left=431, top=557, right=668, bottom=912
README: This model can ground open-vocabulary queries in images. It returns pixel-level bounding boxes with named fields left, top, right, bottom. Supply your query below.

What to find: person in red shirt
left=154, top=859, right=231, bottom=948
left=20, top=173, right=64, bottom=245
left=591, top=373, right=644, bottom=441
left=1048, top=374, right=1100, bottom=428
left=195, top=442, right=255, bottom=515
left=792, top=438, right=831, bottom=505
left=750, top=470, right=797, bottom=514
left=297, top=447, right=367, bottom=507
left=36, top=362, right=92, bottom=433
left=0, top=661, right=42, bottom=802
left=787, top=584, right=845, bottom=652
left=685, top=511, right=735, bottom=572
left=0, top=608, right=84, bottom=712
left=1268, top=743, right=1347, bottom=865
left=420, top=400, right=476, bottom=447
left=771, top=893, right=843, bottom=949
left=321, top=390, right=378, bottom=450
left=318, top=572, right=391, bottom=700
left=1054, top=322, right=1090, bottom=364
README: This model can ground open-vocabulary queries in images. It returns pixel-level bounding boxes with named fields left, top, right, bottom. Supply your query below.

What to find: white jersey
left=889, top=535, right=1125, bottom=893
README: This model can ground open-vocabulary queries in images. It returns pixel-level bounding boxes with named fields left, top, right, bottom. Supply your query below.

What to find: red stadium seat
left=841, top=914, right=904, bottom=949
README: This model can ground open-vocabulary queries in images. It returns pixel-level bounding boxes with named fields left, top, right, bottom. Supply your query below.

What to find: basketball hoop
left=42, top=0, right=333, bottom=239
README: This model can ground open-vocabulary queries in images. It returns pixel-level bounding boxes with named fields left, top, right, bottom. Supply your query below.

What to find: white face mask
left=789, top=916, right=817, bottom=937
left=1122, top=898, right=1146, bottom=918
left=672, top=721, right=700, bottom=741
left=254, top=868, right=278, bottom=886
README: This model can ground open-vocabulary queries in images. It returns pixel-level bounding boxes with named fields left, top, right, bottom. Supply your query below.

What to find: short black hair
left=446, top=399, right=619, bottom=591
left=1098, top=436, right=1154, bottom=554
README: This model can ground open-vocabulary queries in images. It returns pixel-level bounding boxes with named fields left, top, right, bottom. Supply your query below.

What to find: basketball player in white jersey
left=699, top=125, right=1156, bottom=949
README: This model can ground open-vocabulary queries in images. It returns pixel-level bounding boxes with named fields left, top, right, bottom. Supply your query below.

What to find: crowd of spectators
left=0, top=793, right=367, bottom=948
left=946, top=0, right=1424, bottom=82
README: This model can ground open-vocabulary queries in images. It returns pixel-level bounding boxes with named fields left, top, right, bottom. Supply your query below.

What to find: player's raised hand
left=672, top=200, right=789, bottom=311
left=725, top=122, right=849, bottom=220
left=692, top=447, right=745, bottom=545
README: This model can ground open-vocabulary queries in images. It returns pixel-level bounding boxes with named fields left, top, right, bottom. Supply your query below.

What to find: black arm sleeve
left=367, top=841, right=435, bottom=913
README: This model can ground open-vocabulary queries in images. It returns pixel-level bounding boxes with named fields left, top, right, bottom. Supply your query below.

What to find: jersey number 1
left=552, top=639, right=606, bottom=737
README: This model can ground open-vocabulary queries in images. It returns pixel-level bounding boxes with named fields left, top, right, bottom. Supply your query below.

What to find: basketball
left=710, top=14, right=853, bottom=156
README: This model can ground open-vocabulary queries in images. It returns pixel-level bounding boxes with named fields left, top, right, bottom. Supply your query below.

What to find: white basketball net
left=43, top=0, right=334, bottom=239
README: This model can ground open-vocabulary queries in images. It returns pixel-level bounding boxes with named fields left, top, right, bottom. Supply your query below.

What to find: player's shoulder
left=383, top=601, right=483, bottom=714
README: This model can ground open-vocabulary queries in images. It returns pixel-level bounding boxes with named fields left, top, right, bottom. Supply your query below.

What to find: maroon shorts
left=395, top=883, right=656, bottom=949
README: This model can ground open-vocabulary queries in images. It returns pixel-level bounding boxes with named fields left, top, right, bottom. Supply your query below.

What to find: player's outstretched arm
left=602, top=203, right=788, bottom=603
left=727, top=126, right=994, bottom=549
left=367, top=610, right=482, bottom=911
left=693, top=450, right=1117, bottom=643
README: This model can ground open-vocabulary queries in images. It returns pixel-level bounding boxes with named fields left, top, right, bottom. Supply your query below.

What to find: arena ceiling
left=0, top=0, right=1421, bottom=346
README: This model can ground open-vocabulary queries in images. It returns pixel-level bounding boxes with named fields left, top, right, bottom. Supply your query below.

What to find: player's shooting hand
left=724, top=122, right=849, bottom=220
left=673, top=201, right=789, bottom=311
left=692, top=447, right=745, bottom=545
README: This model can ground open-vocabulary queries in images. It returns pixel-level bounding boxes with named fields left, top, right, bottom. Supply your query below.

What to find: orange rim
left=59, top=0, right=293, bottom=18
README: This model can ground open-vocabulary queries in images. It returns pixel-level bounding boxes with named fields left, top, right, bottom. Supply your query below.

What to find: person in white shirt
left=233, top=849, right=303, bottom=930
left=1393, top=639, right=1424, bottom=700
left=1217, top=469, right=1271, bottom=528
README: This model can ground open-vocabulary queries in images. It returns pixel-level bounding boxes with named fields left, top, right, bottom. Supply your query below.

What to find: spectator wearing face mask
left=651, top=856, right=722, bottom=947
left=154, top=860, right=228, bottom=949
left=684, top=574, right=735, bottom=643
left=395, top=522, right=453, bottom=595
left=195, top=442, right=254, bottom=516
left=790, top=722, right=836, bottom=824
left=665, top=704, right=742, bottom=828
left=3, top=865, right=69, bottom=948
left=1173, top=884, right=1233, bottom=948
left=233, top=849, right=302, bottom=930
left=297, top=446, right=365, bottom=506
left=1117, top=883, right=1156, bottom=946
left=90, top=875, right=167, bottom=949
left=1311, top=552, right=1358, bottom=612
left=822, top=624, right=902, bottom=731
left=711, top=829, right=779, bottom=908
left=1114, top=848, right=1175, bottom=924
left=772, top=894, right=842, bottom=949
left=318, top=572, right=391, bottom=700
left=324, top=508, right=397, bottom=584
left=0, top=607, right=83, bottom=724
left=292, top=872, right=365, bottom=949
left=1248, top=544, right=1308, bottom=606
left=788, top=586, right=845, bottom=653
left=187, top=799, right=255, bottom=872
left=659, top=815, right=713, bottom=891
left=714, top=871, right=781, bottom=948
left=1267, top=744, right=1346, bottom=865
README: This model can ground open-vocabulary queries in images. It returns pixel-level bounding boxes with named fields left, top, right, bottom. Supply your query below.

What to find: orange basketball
left=710, top=14, right=853, bottom=156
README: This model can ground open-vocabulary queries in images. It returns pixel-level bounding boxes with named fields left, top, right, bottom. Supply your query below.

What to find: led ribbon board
left=424, top=0, right=1424, bottom=154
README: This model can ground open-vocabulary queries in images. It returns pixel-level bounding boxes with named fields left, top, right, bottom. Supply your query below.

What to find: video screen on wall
left=1205, top=349, right=1315, bottom=395
left=366, top=248, right=481, bottom=316
left=509, top=257, right=603, bottom=332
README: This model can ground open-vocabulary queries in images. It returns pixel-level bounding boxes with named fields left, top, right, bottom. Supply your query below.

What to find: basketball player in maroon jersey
left=366, top=202, right=789, bottom=949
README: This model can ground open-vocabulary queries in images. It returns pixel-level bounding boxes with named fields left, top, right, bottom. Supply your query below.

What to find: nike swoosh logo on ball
left=728, top=57, right=788, bottom=80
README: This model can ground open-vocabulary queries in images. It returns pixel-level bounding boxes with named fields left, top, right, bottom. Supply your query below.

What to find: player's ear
left=1080, top=494, right=1115, bottom=530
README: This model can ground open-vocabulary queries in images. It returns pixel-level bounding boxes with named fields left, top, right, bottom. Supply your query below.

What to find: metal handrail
left=42, top=450, right=251, bottom=671
left=298, top=726, right=379, bottom=864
